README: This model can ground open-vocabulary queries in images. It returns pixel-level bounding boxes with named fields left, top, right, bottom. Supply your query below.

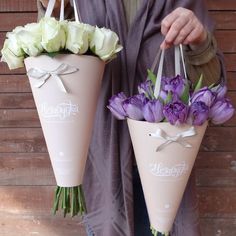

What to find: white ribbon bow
left=27, top=63, right=79, bottom=93
left=149, top=126, right=196, bottom=152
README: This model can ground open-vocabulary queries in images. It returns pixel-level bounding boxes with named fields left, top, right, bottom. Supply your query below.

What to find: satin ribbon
left=27, top=63, right=79, bottom=93
left=149, top=126, right=196, bottom=152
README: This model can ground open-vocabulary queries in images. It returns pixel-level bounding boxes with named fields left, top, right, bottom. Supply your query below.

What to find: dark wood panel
left=224, top=54, right=236, bottom=72
left=198, top=187, right=236, bottom=217
left=215, top=31, right=236, bottom=53
left=0, top=153, right=54, bottom=185
left=200, top=218, right=236, bottom=236
left=0, top=62, right=26, bottom=74
left=201, top=127, right=236, bottom=152
left=0, top=75, right=31, bottom=93
left=0, top=13, right=37, bottom=32
left=210, top=12, right=236, bottom=30
left=205, top=0, right=236, bottom=10
left=196, top=169, right=236, bottom=187
left=196, top=152, right=236, bottom=169
left=0, top=109, right=40, bottom=128
left=0, top=93, right=35, bottom=109
left=0, top=215, right=86, bottom=236
left=0, top=128, right=46, bottom=153
left=0, top=0, right=37, bottom=12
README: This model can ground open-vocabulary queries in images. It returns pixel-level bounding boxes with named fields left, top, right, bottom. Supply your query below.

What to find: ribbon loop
left=149, top=126, right=196, bottom=152
left=27, top=63, right=79, bottom=93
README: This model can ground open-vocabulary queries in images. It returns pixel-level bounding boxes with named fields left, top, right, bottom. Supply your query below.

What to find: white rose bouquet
left=1, top=18, right=122, bottom=70
left=1, top=0, right=122, bottom=218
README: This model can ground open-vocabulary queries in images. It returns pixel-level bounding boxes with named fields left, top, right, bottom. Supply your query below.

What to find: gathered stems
left=150, top=226, right=169, bottom=236
left=52, top=185, right=87, bottom=217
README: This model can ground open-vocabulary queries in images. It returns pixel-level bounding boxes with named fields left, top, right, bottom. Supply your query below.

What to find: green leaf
left=194, top=74, right=203, bottom=92
left=147, top=69, right=157, bottom=85
left=47, top=52, right=60, bottom=58
left=90, top=45, right=96, bottom=54
left=164, top=91, right=172, bottom=105
left=208, top=83, right=216, bottom=89
left=180, top=83, right=190, bottom=104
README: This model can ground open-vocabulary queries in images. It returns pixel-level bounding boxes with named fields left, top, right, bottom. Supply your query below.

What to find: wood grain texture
left=205, top=0, right=236, bottom=10
left=0, top=0, right=37, bottom=12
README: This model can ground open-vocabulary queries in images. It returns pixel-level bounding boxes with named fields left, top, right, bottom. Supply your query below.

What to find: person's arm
left=161, top=7, right=223, bottom=86
left=37, top=0, right=74, bottom=20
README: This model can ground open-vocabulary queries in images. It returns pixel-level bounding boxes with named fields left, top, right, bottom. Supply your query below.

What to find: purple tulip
left=209, top=98, right=235, bottom=125
left=138, top=80, right=154, bottom=98
left=191, top=87, right=216, bottom=107
left=143, top=99, right=164, bottom=122
left=211, top=84, right=227, bottom=100
left=163, top=100, right=189, bottom=125
left=188, top=101, right=209, bottom=125
left=107, top=92, right=127, bottom=120
left=161, top=75, right=186, bottom=97
left=123, top=94, right=148, bottom=120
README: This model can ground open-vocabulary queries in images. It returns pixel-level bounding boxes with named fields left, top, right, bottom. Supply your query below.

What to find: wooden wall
left=0, top=0, right=235, bottom=235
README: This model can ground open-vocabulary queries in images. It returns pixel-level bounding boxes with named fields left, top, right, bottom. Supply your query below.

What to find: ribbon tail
left=54, top=75, right=68, bottom=93
left=156, top=141, right=172, bottom=152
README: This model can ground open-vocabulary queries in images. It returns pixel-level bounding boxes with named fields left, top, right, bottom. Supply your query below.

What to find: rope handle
left=45, top=0, right=81, bottom=22
left=153, top=45, right=187, bottom=98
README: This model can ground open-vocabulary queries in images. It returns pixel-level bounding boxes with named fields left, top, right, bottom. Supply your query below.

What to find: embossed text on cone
left=25, top=54, right=105, bottom=187
left=127, top=119, right=208, bottom=233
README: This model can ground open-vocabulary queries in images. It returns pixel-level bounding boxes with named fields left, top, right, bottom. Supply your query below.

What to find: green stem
left=150, top=226, right=169, bottom=236
left=52, top=185, right=87, bottom=217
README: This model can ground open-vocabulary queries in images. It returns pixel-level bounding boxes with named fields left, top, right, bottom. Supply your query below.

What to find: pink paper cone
left=127, top=119, right=208, bottom=233
left=25, top=54, right=105, bottom=187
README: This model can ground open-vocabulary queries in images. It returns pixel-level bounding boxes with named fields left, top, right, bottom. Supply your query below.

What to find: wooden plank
left=0, top=109, right=40, bottom=128
left=200, top=218, right=236, bottom=236
left=0, top=153, right=54, bottom=185
left=201, top=127, right=236, bottom=152
left=215, top=31, right=236, bottom=53
left=197, top=187, right=236, bottom=217
left=196, top=169, right=236, bottom=187
left=0, top=75, right=31, bottom=93
left=0, top=93, right=35, bottom=109
left=205, top=0, right=236, bottom=10
left=0, top=62, right=26, bottom=75
left=0, top=128, right=46, bottom=153
left=210, top=12, right=236, bottom=30
left=0, top=13, right=37, bottom=32
left=196, top=152, right=236, bottom=169
left=0, top=0, right=37, bottom=12
left=0, top=215, right=86, bottom=236
left=0, top=126, right=236, bottom=153
left=224, top=54, right=236, bottom=72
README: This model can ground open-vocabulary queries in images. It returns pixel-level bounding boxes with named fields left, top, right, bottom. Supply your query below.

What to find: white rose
left=90, top=26, right=123, bottom=61
left=16, top=23, right=43, bottom=57
left=1, top=39, right=24, bottom=70
left=40, top=17, right=67, bottom=53
left=66, top=22, right=89, bottom=54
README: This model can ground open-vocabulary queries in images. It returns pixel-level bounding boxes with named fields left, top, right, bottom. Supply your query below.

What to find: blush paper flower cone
left=127, top=119, right=208, bottom=234
left=25, top=54, right=105, bottom=187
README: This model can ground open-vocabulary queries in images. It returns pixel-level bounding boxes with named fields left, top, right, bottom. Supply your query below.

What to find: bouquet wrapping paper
left=25, top=54, right=105, bottom=187
left=127, top=119, right=208, bottom=233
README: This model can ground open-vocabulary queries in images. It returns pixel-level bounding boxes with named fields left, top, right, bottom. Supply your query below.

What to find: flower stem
left=52, top=185, right=87, bottom=217
left=150, top=226, right=169, bottom=236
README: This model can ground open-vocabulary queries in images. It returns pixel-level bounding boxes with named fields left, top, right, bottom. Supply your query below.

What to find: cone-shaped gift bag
left=127, top=119, right=207, bottom=234
left=25, top=54, right=105, bottom=215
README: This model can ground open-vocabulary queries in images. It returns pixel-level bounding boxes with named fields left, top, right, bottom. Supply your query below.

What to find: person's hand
left=160, top=7, right=207, bottom=49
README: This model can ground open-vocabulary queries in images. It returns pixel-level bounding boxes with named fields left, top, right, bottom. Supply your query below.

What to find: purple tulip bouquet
left=108, top=63, right=234, bottom=235
left=108, top=72, right=234, bottom=126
